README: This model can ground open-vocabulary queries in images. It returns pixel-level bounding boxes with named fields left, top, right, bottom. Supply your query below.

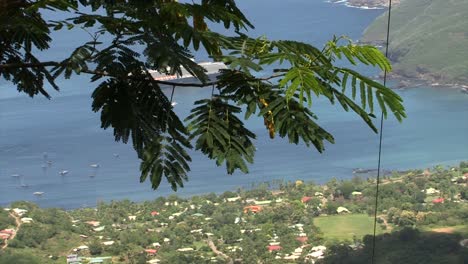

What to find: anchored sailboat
left=20, top=176, right=29, bottom=188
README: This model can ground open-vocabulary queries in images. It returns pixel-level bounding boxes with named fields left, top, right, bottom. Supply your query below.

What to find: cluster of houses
left=59, top=192, right=338, bottom=263
left=424, top=187, right=454, bottom=204
left=37, top=169, right=468, bottom=263
left=66, top=216, right=164, bottom=263
left=263, top=222, right=327, bottom=262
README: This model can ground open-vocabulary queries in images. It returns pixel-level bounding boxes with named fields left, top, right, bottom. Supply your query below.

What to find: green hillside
left=362, top=0, right=468, bottom=84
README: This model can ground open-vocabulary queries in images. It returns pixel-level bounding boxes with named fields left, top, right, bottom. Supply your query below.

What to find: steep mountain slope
left=362, top=0, right=468, bottom=85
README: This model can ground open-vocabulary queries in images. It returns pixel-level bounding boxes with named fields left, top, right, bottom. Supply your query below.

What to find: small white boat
left=20, top=178, right=29, bottom=188
left=59, top=170, right=69, bottom=176
left=89, top=164, right=100, bottom=168
left=33, top=192, right=44, bottom=196
left=11, top=174, right=21, bottom=178
left=171, top=101, right=178, bottom=107
left=17, top=174, right=29, bottom=188
left=113, top=153, right=119, bottom=158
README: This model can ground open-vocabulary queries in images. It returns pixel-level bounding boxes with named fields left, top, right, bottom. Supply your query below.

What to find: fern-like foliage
left=0, top=0, right=74, bottom=97
left=218, top=69, right=334, bottom=152
left=91, top=76, right=192, bottom=190
left=186, top=97, right=256, bottom=174
left=218, top=36, right=405, bottom=135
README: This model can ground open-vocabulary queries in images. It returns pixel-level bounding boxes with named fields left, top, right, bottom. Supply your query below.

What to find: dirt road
left=1, top=213, right=22, bottom=250
left=207, top=239, right=233, bottom=264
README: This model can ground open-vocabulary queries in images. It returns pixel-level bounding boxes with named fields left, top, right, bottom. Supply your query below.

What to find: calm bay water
left=1, top=1, right=467, bottom=208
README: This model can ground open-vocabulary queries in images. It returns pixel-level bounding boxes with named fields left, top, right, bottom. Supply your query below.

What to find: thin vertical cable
left=211, top=83, right=216, bottom=98
left=165, top=85, right=176, bottom=133
left=371, top=0, right=392, bottom=263
left=169, top=85, right=176, bottom=103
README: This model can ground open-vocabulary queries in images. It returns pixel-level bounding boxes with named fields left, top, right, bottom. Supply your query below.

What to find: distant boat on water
left=90, top=164, right=100, bottom=178
left=352, top=168, right=377, bottom=174
left=461, top=87, right=468, bottom=94
left=20, top=177, right=29, bottom=188
left=33, top=192, right=44, bottom=196
left=11, top=174, right=21, bottom=178
left=59, top=170, right=69, bottom=176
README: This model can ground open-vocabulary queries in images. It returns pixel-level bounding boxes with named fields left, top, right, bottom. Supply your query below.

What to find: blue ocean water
left=1, top=1, right=467, bottom=208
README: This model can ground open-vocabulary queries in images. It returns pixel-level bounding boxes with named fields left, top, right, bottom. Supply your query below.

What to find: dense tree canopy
left=0, top=0, right=406, bottom=190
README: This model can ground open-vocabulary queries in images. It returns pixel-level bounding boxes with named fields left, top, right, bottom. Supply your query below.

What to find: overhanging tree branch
left=0, top=61, right=286, bottom=88
left=0, top=61, right=60, bottom=69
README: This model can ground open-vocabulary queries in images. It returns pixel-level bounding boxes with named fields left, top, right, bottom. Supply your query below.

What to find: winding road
left=1, top=213, right=22, bottom=250
left=207, top=239, right=233, bottom=264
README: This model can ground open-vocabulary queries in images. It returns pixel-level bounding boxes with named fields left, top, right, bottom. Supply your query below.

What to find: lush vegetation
left=0, top=210, right=14, bottom=230
left=0, top=0, right=405, bottom=190
left=1, top=162, right=467, bottom=263
left=363, top=0, right=468, bottom=84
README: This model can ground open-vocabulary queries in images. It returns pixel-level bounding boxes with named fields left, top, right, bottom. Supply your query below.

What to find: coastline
left=358, top=0, right=468, bottom=91
left=1, top=161, right=466, bottom=264
left=327, top=0, right=400, bottom=9
left=3, top=161, right=465, bottom=210
left=360, top=38, right=468, bottom=91
left=379, top=70, right=468, bottom=91
left=330, top=0, right=467, bottom=91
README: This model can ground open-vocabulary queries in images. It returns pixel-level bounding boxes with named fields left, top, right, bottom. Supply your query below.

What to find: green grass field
left=314, top=214, right=384, bottom=241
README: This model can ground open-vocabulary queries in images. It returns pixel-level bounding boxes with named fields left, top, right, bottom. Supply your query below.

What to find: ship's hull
left=149, top=62, right=227, bottom=85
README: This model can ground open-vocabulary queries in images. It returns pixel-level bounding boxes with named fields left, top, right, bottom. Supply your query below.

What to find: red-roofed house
left=432, top=198, right=445, bottom=204
left=244, top=205, right=262, bottom=214
left=301, top=196, right=312, bottom=203
left=151, top=211, right=159, bottom=216
left=0, top=229, right=14, bottom=235
left=296, top=236, right=308, bottom=243
left=267, top=245, right=282, bottom=252
left=145, top=249, right=158, bottom=255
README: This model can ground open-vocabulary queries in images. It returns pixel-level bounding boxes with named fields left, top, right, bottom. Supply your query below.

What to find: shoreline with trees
left=1, top=162, right=467, bottom=263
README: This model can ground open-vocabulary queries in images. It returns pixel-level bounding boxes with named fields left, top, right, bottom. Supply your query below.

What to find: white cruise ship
left=149, top=61, right=227, bottom=82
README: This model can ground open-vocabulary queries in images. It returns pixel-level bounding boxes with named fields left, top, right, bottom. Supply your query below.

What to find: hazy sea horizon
left=1, top=0, right=467, bottom=209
